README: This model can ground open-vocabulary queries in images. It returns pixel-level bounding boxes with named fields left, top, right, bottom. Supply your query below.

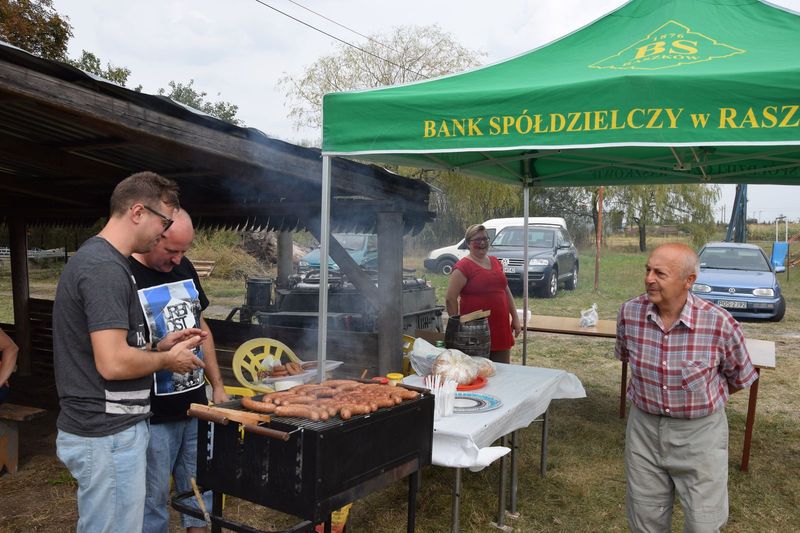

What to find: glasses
left=470, top=237, right=490, bottom=243
left=142, top=205, right=174, bottom=231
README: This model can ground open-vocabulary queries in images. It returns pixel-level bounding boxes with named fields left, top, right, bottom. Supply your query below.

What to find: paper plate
left=456, top=375, right=487, bottom=391
left=453, top=392, right=502, bottom=413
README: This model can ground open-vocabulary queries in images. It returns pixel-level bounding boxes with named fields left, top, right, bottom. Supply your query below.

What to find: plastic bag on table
left=432, top=348, right=479, bottom=385
left=470, top=356, right=496, bottom=378
left=579, top=303, right=599, bottom=328
left=409, top=337, right=445, bottom=376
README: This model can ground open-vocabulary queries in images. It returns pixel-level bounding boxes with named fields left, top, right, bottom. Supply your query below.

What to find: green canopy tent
left=316, top=0, right=800, bottom=374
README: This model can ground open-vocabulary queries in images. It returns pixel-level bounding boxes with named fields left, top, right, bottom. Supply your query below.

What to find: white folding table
left=404, top=363, right=586, bottom=531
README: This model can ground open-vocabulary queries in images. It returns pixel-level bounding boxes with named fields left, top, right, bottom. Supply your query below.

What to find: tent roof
left=322, top=0, right=800, bottom=186
left=0, top=41, right=433, bottom=233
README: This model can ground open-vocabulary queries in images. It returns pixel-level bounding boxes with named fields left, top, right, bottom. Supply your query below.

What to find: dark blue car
left=691, top=242, right=786, bottom=322
left=489, top=224, right=579, bottom=298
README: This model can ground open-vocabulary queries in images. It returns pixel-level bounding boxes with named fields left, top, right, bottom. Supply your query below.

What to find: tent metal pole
left=522, top=182, right=530, bottom=366
left=317, top=156, right=332, bottom=382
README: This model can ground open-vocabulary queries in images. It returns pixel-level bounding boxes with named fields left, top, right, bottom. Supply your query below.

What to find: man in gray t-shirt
left=53, top=172, right=206, bottom=533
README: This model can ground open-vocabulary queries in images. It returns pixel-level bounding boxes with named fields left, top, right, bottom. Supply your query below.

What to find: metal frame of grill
left=173, top=389, right=433, bottom=533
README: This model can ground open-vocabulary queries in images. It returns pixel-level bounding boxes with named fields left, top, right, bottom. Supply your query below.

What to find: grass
left=1, top=235, right=799, bottom=531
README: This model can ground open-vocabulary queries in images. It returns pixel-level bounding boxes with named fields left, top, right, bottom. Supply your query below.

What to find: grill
left=174, top=389, right=434, bottom=532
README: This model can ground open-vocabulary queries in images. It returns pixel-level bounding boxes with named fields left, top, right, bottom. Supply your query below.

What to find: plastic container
left=274, top=379, right=304, bottom=391
left=386, top=372, right=404, bottom=386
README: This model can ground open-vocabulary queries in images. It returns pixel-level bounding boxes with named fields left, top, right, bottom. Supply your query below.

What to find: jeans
left=56, top=420, right=149, bottom=533
left=143, top=418, right=211, bottom=532
left=0, top=384, right=9, bottom=404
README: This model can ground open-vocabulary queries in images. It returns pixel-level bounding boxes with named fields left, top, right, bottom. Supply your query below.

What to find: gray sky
left=52, top=0, right=800, bottom=222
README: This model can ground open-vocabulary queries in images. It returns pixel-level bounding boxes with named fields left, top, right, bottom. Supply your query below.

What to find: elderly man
left=54, top=172, right=206, bottom=533
left=129, top=208, right=228, bottom=533
left=616, top=242, right=758, bottom=533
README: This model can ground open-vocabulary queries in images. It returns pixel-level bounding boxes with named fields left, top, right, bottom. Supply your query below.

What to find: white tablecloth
left=404, top=364, right=586, bottom=470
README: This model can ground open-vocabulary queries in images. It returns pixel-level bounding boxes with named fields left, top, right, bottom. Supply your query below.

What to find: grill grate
left=266, top=393, right=431, bottom=431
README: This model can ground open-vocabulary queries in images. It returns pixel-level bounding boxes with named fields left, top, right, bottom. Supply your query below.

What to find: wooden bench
left=192, top=260, right=216, bottom=278
left=0, top=403, right=47, bottom=475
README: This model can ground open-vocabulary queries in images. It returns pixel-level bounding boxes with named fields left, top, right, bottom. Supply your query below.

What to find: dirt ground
left=2, top=329, right=797, bottom=532
left=0, top=382, right=295, bottom=533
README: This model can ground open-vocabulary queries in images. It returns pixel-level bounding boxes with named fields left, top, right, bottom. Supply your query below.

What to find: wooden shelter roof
left=0, top=41, right=433, bottom=233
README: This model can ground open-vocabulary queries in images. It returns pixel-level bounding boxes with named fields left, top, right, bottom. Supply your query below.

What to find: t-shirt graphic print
left=137, top=279, right=205, bottom=395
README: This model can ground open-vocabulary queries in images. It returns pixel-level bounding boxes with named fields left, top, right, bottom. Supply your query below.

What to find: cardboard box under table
left=403, top=363, right=585, bottom=532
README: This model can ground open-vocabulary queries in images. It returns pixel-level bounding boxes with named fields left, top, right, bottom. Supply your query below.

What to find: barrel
left=444, top=316, right=491, bottom=358
left=245, top=277, right=273, bottom=311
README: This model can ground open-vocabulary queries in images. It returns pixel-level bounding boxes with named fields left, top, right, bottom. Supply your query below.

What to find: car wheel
left=537, top=270, right=558, bottom=298
left=565, top=266, right=578, bottom=290
left=770, top=296, right=786, bottom=322
left=438, top=258, right=456, bottom=275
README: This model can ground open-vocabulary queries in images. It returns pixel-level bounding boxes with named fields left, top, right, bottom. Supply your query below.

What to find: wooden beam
left=307, top=225, right=381, bottom=309
left=276, top=231, right=294, bottom=290
left=0, top=61, right=426, bottom=202
left=0, top=180, right=93, bottom=207
left=0, top=131, right=129, bottom=178
left=8, top=217, right=31, bottom=376
left=376, top=212, right=404, bottom=375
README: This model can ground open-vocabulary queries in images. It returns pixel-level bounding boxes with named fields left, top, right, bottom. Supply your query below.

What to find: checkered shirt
left=616, top=293, right=758, bottom=419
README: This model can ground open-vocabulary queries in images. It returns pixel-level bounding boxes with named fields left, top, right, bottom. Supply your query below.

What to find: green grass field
left=1, top=237, right=798, bottom=531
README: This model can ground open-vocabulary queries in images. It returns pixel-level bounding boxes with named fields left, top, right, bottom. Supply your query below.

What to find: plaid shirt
left=616, top=293, right=758, bottom=419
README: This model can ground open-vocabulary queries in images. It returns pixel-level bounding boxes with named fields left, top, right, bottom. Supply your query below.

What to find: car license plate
left=503, top=267, right=515, bottom=273
left=717, top=300, right=747, bottom=309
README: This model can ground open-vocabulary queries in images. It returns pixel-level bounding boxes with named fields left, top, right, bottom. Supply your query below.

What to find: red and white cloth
left=616, top=293, right=757, bottom=419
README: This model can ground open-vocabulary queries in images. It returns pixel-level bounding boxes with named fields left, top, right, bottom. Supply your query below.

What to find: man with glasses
left=54, top=171, right=207, bottom=533
left=142, top=204, right=175, bottom=232
left=130, top=208, right=228, bottom=533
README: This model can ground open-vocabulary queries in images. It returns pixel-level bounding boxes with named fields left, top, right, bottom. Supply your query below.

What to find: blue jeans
left=143, top=418, right=211, bottom=532
left=56, top=420, right=149, bottom=533
left=0, top=384, right=9, bottom=404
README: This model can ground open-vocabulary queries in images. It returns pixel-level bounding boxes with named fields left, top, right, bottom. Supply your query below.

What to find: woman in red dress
left=445, top=224, right=521, bottom=363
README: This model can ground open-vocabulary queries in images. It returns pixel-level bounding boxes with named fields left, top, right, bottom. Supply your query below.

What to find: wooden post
left=276, top=230, right=294, bottom=289
left=8, top=217, right=31, bottom=376
left=594, top=186, right=604, bottom=292
left=376, top=212, right=403, bottom=375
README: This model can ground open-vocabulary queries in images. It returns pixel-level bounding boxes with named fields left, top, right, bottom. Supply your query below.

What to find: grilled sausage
left=275, top=405, right=320, bottom=421
left=321, top=379, right=359, bottom=387
left=241, top=396, right=277, bottom=413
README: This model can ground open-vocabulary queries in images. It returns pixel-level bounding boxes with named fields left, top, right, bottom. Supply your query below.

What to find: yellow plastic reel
left=232, top=338, right=301, bottom=393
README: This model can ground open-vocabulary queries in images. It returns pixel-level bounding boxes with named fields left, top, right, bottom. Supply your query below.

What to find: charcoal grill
left=173, top=388, right=434, bottom=532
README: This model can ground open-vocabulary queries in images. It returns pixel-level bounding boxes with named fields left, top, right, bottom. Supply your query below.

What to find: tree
left=413, top=169, right=521, bottom=247
left=67, top=50, right=133, bottom=87
left=280, top=25, right=485, bottom=132
left=0, top=0, right=72, bottom=59
left=530, top=187, right=595, bottom=245
left=283, top=26, right=501, bottom=247
left=610, top=184, right=718, bottom=251
left=158, top=79, right=242, bottom=125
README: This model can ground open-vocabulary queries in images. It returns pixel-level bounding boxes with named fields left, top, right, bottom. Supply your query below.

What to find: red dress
left=454, top=255, right=514, bottom=351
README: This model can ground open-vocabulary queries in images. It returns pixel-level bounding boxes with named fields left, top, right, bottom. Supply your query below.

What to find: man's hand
left=156, top=328, right=208, bottom=352
left=211, top=386, right=230, bottom=404
left=162, top=336, right=206, bottom=373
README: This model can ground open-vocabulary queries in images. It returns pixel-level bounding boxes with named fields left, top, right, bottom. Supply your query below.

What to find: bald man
left=616, top=243, right=758, bottom=533
left=130, top=209, right=227, bottom=533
